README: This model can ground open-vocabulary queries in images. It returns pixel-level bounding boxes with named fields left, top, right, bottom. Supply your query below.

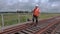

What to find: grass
left=39, top=13, right=60, bottom=19
left=0, top=13, right=60, bottom=27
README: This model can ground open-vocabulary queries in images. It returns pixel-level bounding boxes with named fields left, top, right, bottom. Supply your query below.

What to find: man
left=32, top=5, right=40, bottom=26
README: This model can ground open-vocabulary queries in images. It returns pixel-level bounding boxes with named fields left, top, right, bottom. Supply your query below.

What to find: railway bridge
left=0, top=14, right=60, bottom=34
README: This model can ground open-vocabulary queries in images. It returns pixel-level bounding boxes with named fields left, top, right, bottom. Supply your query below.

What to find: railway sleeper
left=55, top=32, right=60, bottom=34
left=19, top=26, right=41, bottom=34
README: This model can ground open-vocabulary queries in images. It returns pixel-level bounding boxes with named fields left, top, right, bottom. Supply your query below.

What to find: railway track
left=17, top=16, right=60, bottom=34
left=51, top=17, right=60, bottom=34
left=0, top=16, right=60, bottom=34
left=51, top=23, right=60, bottom=34
left=54, top=24, right=60, bottom=34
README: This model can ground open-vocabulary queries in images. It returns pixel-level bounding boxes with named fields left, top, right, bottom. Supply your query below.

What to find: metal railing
left=0, top=13, right=32, bottom=31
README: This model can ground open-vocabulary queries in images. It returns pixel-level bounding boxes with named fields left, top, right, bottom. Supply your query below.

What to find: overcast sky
left=0, top=0, right=60, bottom=13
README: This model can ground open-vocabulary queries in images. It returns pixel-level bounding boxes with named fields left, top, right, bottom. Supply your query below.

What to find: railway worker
left=32, top=4, right=40, bottom=26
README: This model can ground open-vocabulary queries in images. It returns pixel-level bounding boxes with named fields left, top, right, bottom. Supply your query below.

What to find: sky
left=0, top=0, right=60, bottom=13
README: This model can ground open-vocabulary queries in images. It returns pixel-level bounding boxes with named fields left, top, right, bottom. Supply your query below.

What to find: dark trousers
left=32, top=15, right=38, bottom=25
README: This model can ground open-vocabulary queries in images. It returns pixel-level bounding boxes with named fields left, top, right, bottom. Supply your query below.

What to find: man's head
left=35, top=4, right=38, bottom=8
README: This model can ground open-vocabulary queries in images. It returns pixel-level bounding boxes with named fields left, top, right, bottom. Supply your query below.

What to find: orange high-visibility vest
left=33, top=8, right=40, bottom=16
